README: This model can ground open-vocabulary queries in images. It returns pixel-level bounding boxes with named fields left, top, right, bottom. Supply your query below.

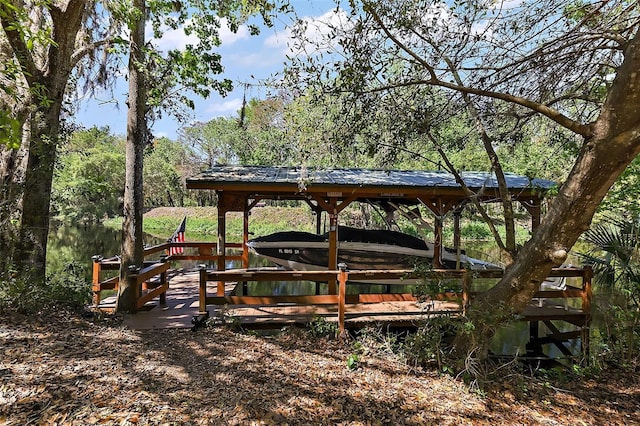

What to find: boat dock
left=93, top=165, right=591, bottom=359
left=93, top=250, right=592, bottom=359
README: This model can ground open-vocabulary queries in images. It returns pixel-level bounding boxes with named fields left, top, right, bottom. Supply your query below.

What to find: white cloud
left=204, top=98, right=244, bottom=116
left=150, top=23, right=198, bottom=51
left=265, top=8, right=352, bottom=57
left=150, top=17, right=250, bottom=51
left=225, top=51, right=284, bottom=69
left=219, top=19, right=251, bottom=45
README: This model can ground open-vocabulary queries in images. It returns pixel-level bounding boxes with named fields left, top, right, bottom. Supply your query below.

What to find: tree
left=115, top=0, right=289, bottom=311
left=117, top=0, right=147, bottom=313
left=144, top=137, right=192, bottom=207
left=0, top=0, right=287, bottom=291
left=52, top=127, right=125, bottom=222
left=180, top=117, right=245, bottom=166
left=0, top=0, right=115, bottom=284
left=285, top=0, right=640, bottom=355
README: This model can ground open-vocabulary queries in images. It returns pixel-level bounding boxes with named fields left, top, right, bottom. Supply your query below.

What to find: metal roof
left=186, top=165, right=555, bottom=193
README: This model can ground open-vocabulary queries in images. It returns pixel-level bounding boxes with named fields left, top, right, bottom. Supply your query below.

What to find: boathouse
left=185, top=165, right=554, bottom=278
left=93, top=166, right=592, bottom=359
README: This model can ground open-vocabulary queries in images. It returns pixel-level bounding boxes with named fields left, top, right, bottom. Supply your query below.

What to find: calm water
left=47, top=222, right=583, bottom=358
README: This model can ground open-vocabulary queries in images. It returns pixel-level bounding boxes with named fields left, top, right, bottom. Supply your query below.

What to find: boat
left=246, top=226, right=501, bottom=279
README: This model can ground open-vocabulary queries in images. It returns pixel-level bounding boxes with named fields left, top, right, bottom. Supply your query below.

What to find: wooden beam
left=338, top=264, right=347, bottom=336
left=217, top=207, right=226, bottom=296
left=206, top=294, right=342, bottom=305
left=243, top=208, right=250, bottom=268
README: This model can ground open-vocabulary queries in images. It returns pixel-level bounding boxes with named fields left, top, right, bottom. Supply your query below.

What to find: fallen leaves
left=0, top=311, right=639, bottom=425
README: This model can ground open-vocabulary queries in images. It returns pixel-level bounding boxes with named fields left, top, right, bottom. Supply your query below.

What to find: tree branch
left=70, top=38, right=113, bottom=70
left=0, top=2, right=39, bottom=85
left=363, top=1, right=595, bottom=139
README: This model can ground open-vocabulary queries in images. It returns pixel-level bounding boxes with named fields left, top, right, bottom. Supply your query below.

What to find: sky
left=74, top=1, right=341, bottom=140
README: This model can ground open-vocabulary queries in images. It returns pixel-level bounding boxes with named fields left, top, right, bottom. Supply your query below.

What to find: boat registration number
left=278, top=248, right=300, bottom=254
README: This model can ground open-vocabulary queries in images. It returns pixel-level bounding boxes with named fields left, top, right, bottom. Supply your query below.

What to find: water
left=47, top=221, right=167, bottom=281
left=46, top=222, right=585, bottom=358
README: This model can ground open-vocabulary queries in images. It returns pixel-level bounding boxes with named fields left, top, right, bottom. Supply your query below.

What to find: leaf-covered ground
left=1, top=312, right=639, bottom=425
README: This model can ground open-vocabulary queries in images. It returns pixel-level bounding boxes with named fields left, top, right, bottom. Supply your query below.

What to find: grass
left=105, top=206, right=316, bottom=241
left=105, top=205, right=532, bottom=245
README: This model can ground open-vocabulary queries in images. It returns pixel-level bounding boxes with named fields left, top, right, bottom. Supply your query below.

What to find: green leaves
left=52, top=127, right=126, bottom=222
left=578, top=219, right=640, bottom=303
left=141, top=0, right=284, bottom=124
left=0, top=111, right=21, bottom=148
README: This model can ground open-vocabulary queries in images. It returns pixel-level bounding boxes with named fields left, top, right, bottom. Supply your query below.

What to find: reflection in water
left=47, top=222, right=166, bottom=282
left=48, top=223, right=584, bottom=358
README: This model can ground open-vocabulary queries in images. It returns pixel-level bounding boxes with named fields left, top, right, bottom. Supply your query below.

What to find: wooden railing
left=198, top=265, right=593, bottom=334
left=91, top=241, right=243, bottom=311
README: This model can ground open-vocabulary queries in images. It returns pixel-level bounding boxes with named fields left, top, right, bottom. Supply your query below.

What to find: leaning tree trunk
left=117, top=0, right=147, bottom=313
left=461, top=34, right=640, bottom=358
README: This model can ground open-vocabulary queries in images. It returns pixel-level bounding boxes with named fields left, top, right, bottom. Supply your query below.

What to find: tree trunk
left=117, top=0, right=147, bottom=313
left=0, top=0, right=86, bottom=283
left=463, top=34, right=640, bottom=357
left=0, top=140, right=28, bottom=266
left=12, top=106, right=61, bottom=285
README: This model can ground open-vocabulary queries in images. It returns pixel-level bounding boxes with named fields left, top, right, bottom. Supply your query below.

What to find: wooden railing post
left=581, top=265, right=593, bottom=363
left=582, top=265, right=593, bottom=315
left=199, top=264, right=208, bottom=315
left=462, top=270, right=471, bottom=315
left=91, top=255, right=103, bottom=306
left=338, top=263, right=348, bottom=337
left=128, top=265, right=140, bottom=314
left=159, top=255, right=168, bottom=305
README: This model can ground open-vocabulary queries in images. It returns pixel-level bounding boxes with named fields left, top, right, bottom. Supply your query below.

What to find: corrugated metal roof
left=186, top=165, right=555, bottom=191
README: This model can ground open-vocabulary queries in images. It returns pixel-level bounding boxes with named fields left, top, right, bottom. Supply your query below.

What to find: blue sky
left=73, top=1, right=342, bottom=140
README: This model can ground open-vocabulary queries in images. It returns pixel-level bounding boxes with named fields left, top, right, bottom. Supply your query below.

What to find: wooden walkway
left=104, top=270, right=587, bottom=336
left=113, top=270, right=461, bottom=330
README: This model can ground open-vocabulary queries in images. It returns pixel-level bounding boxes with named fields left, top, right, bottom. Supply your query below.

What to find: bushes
left=461, top=223, right=492, bottom=240
left=0, top=261, right=91, bottom=314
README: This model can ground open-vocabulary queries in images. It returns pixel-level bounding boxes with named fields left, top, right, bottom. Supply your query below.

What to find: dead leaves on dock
left=1, top=311, right=639, bottom=425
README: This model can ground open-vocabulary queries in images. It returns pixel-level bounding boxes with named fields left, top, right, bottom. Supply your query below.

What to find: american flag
left=168, top=217, right=186, bottom=255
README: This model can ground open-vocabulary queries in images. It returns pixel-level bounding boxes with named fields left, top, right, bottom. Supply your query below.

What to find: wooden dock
left=92, top=244, right=592, bottom=359
left=107, top=270, right=462, bottom=330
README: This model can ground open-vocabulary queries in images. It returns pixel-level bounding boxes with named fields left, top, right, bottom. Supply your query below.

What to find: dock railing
left=91, top=241, right=243, bottom=311
left=92, top=240, right=592, bottom=338
left=198, top=264, right=593, bottom=335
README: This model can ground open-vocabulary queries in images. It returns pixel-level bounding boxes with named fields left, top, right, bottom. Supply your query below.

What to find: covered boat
left=247, top=226, right=501, bottom=273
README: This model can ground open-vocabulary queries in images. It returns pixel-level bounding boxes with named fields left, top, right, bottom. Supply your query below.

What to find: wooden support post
left=582, top=265, right=593, bottom=315
left=315, top=206, right=322, bottom=235
left=243, top=208, right=250, bottom=269
left=582, top=265, right=593, bottom=363
left=199, top=264, right=208, bottom=314
left=527, top=198, right=541, bottom=232
left=328, top=208, right=338, bottom=295
left=433, top=216, right=443, bottom=268
left=462, top=270, right=471, bottom=315
left=91, top=255, right=102, bottom=306
left=217, top=208, right=226, bottom=297
left=527, top=320, right=541, bottom=356
left=338, top=263, right=348, bottom=337
left=453, top=209, right=462, bottom=269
